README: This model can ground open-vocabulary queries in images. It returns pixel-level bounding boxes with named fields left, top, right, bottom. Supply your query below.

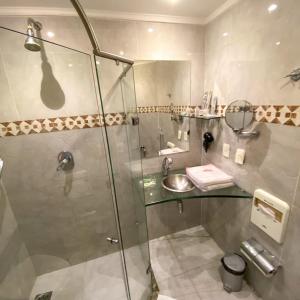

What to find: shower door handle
left=106, top=237, right=119, bottom=244
left=0, top=158, right=3, bottom=178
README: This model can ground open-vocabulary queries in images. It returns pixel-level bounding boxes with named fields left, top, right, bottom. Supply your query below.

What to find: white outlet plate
left=223, top=143, right=230, bottom=158
left=235, top=149, right=245, bottom=165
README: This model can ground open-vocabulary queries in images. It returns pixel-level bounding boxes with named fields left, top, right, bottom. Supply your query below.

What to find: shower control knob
left=57, top=151, right=74, bottom=171
left=106, top=237, right=119, bottom=244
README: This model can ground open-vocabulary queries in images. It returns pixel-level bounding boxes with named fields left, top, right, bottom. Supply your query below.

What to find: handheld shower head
left=24, top=24, right=41, bottom=52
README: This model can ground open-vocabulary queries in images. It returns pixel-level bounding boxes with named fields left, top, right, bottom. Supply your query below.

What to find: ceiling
left=0, top=0, right=237, bottom=24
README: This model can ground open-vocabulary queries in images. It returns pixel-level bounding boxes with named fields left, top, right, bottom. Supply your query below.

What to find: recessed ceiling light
left=276, top=41, right=281, bottom=46
left=148, top=27, right=154, bottom=33
left=47, top=31, right=55, bottom=38
left=222, top=32, right=229, bottom=37
left=119, top=51, right=124, bottom=56
left=96, top=61, right=100, bottom=65
left=268, top=3, right=278, bottom=13
left=68, top=63, right=73, bottom=67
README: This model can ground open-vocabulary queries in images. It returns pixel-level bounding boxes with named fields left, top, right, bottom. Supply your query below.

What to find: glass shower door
left=95, top=56, right=152, bottom=300
left=0, top=26, right=128, bottom=300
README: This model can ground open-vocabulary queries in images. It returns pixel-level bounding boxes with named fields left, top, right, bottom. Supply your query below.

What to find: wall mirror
left=134, top=60, right=191, bottom=158
left=225, top=100, right=258, bottom=137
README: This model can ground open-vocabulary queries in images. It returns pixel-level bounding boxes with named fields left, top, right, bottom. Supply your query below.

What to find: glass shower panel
left=95, top=57, right=151, bottom=300
left=120, top=66, right=150, bottom=261
left=0, top=27, right=127, bottom=300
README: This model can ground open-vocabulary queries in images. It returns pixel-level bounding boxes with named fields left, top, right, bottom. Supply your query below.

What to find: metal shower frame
left=70, top=0, right=134, bottom=65
left=69, top=2, right=145, bottom=300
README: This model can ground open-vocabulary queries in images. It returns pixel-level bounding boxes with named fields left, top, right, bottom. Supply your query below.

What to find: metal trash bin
left=221, top=253, right=246, bottom=293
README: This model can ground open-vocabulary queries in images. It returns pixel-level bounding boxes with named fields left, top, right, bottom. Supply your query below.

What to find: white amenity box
left=250, top=189, right=290, bottom=244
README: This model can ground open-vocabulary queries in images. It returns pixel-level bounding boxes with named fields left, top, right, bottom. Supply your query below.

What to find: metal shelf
left=177, top=114, right=222, bottom=120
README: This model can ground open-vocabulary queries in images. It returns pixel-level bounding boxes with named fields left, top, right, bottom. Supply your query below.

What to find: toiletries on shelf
left=167, top=142, right=175, bottom=148
left=211, top=96, right=218, bottom=114
left=198, top=91, right=220, bottom=119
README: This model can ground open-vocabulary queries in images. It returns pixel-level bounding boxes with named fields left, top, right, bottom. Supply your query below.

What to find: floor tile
left=158, top=273, right=197, bottom=298
left=150, top=239, right=184, bottom=281
left=150, top=226, right=259, bottom=300
left=187, top=263, right=223, bottom=293
left=83, top=252, right=127, bottom=300
left=168, top=229, right=223, bottom=272
left=199, top=287, right=260, bottom=300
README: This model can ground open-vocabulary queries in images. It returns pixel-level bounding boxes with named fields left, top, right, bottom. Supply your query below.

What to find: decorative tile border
left=137, top=105, right=191, bottom=114
left=0, top=113, right=126, bottom=137
left=138, top=105, right=300, bottom=127
left=1, top=105, right=299, bottom=137
left=215, top=105, right=300, bottom=126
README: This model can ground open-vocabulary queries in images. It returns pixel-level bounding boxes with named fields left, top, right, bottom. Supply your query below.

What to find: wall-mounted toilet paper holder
left=240, top=238, right=281, bottom=278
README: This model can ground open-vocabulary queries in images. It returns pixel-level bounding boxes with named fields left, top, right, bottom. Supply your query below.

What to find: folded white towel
left=186, top=164, right=234, bottom=191
left=188, top=175, right=234, bottom=191
left=200, top=181, right=234, bottom=192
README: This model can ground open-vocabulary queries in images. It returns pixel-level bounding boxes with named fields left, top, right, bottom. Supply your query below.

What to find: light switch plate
left=235, top=148, right=245, bottom=165
left=223, top=143, right=230, bottom=158
left=184, top=131, right=188, bottom=141
left=178, top=130, right=182, bottom=140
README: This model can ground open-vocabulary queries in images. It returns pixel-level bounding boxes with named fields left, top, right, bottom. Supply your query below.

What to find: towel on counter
left=186, top=164, right=234, bottom=191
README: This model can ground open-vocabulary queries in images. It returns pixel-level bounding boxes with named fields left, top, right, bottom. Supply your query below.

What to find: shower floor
left=30, top=245, right=150, bottom=300
left=150, top=226, right=261, bottom=300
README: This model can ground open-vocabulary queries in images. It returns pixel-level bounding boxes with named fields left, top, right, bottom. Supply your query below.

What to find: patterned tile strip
left=215, top=105, right=300, bottom=126
left=0, top=113, right=126, bottom=137
left=138, top=105, right=300, bottom=127
left=1, top=105, right=299, bottom=137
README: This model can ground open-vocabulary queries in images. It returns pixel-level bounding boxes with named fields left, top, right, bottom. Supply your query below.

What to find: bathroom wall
left=0, top=180, right=36, bottom=299
left=0, top=16, right=205, bottom=170
left=91, top=18, right=204, bottom=243
left=0, top=26, right=127, bottom=276
left=0, top=15, right=205, bottom=277
left=202, top=1, right=300, bottom=299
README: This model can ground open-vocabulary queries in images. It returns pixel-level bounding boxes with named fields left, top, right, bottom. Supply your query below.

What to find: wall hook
left=284, top=68, right=300, bottom=82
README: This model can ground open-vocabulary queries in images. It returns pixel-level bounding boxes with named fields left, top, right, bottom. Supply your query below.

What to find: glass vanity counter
left=143, top=169, right=252, bottom=207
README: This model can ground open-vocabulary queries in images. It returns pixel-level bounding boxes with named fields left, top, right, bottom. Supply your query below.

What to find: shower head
left=24, top=24, right=41, bottom=52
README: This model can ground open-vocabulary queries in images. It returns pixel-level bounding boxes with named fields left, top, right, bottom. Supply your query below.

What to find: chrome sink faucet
left=162, top=157, right=173, bottom=176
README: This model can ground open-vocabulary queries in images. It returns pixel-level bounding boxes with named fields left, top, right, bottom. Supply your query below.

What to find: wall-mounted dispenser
left=250, top=189, right=290, bottom=244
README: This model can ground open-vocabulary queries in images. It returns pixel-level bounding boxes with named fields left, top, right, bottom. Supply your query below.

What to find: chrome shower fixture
left=24, top=19, right=42, bottom=52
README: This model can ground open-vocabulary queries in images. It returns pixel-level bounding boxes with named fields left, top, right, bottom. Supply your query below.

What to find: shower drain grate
left=34, top=291, right=53, bottom=300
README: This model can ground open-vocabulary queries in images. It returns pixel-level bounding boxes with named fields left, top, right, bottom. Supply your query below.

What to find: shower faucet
left=57, top=151, right=74, bottom=171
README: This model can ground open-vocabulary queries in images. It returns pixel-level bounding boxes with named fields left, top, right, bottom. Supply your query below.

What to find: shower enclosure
left=0, top=18, right=151, bottom=300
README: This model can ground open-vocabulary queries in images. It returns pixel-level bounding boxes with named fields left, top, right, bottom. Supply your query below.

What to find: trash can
left=221, top=253, right=246, bottom=293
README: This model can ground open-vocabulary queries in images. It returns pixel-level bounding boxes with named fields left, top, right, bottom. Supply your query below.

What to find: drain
left=34, top=291, right=53, bottom=300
